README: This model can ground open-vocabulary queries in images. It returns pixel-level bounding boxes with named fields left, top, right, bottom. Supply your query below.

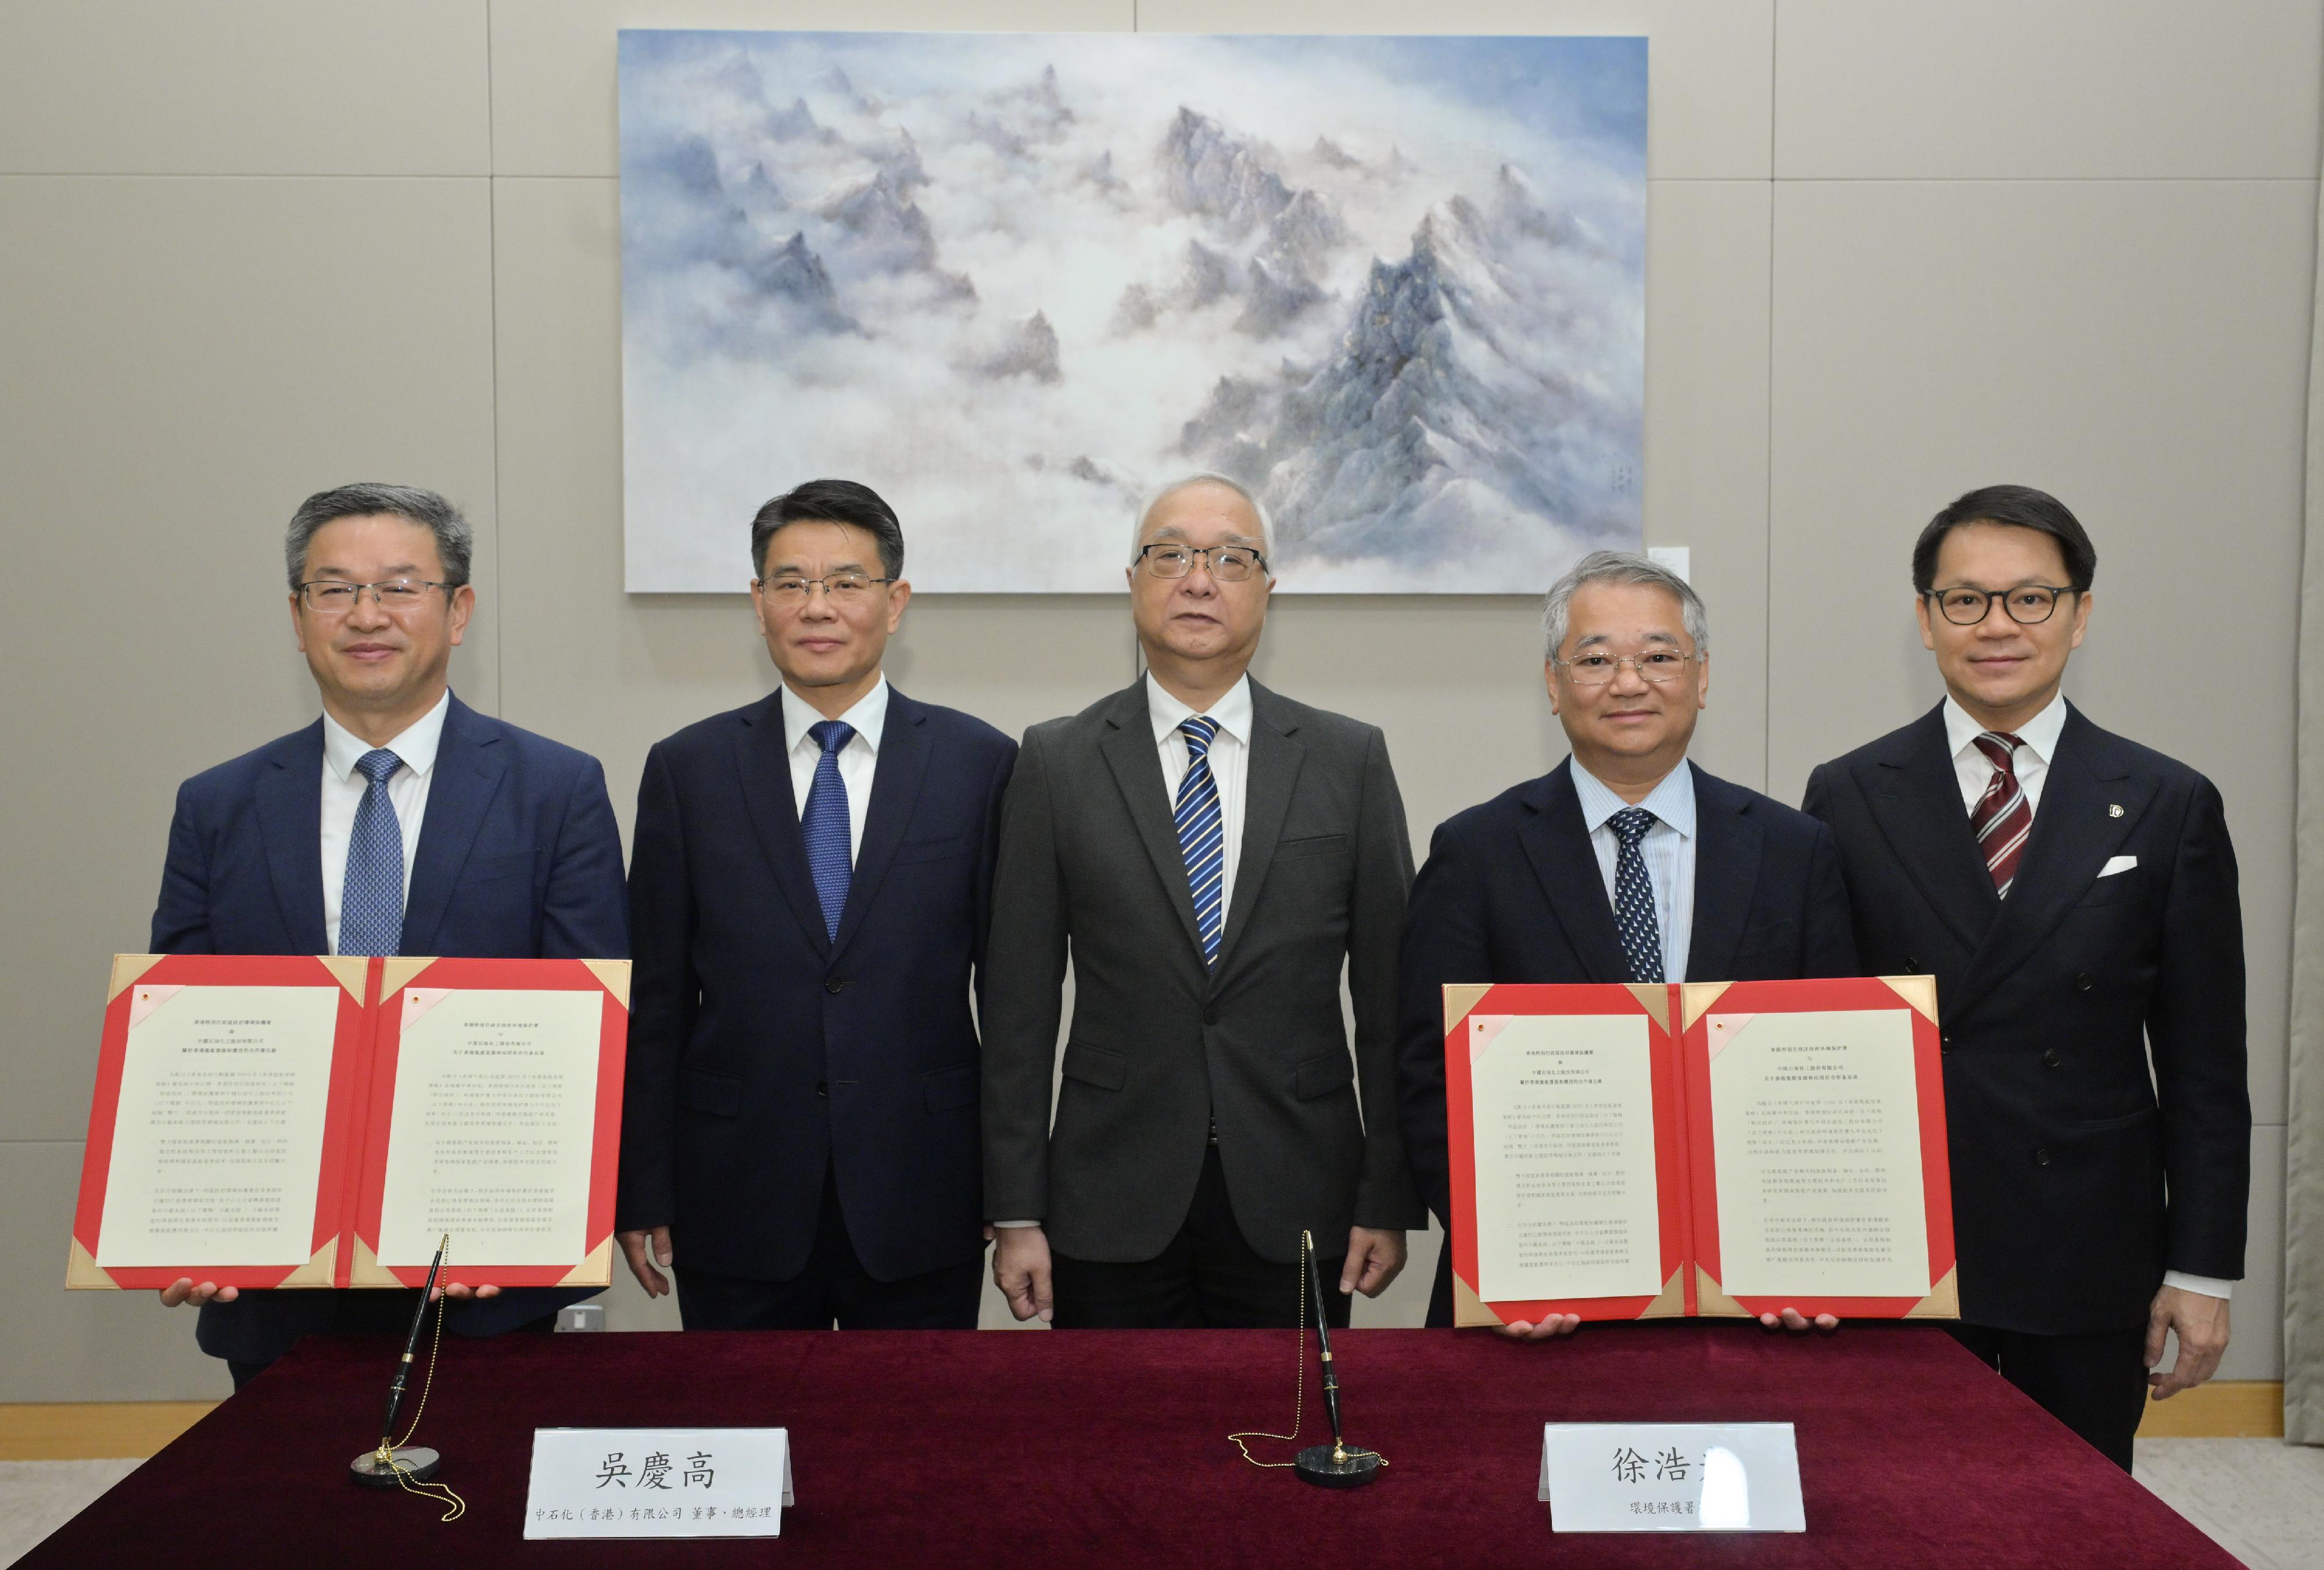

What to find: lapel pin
left=2108, top=804, right=2124, bottom=818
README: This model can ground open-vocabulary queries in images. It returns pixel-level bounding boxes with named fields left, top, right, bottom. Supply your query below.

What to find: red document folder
left=1444, top=977, right=1956, bottom=1328
left=69, top=954, right=629, bottom=1292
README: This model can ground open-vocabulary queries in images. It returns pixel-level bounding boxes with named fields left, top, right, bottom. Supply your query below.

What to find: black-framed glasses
left=1552, top=650, right=1698, bottom=687
left=755, top=572, right=894, bottom=604
left=1926, top=585, right=2076, bottom=625
left=295, top=579, right=450, bottom=614
left=1136, top=543, right=1268, bottom=582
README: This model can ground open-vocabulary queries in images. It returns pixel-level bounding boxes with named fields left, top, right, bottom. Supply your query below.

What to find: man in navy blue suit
left=616, top=480, right=1016, bottom=1330
left=1396, top=551, right=1860, bottom=1334
left=152, top=482, right=629, bottom=1388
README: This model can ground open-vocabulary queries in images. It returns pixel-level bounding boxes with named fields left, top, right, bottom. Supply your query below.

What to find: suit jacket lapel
left=1516, top=762, right=1633, bottom=984
left=1212, top=682, right=1303, bottom=978
left=401, top=696, right=505, bottom=954
left=1098, top=682, right=1208, bottom=960
left=1683, top=765, right=1761, bottom=982
left=733, top=690, right=832, bottom=958
left=254, top=722, right=329, bottom=954
left=829, top=689, right=935, bottom=963
left=1949, top=705, right=2153, bottom=1018
left=1856, top=704, right=1999, bottom=955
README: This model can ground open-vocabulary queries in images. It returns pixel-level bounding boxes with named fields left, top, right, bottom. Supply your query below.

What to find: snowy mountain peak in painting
left=619, top=30, right=1645, bottom=592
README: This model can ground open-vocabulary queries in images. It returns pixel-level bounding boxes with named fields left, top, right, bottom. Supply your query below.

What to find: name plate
left=1537, top=1422, right=1803, bottom=1533
left=525, top=1427, right=794, bottom=1540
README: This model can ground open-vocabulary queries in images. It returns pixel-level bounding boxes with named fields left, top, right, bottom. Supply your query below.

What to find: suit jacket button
left=1940, top=1034, right=1952, bottom=1054
left=2043, top=1048, right=2062, bottom=1069
left=815, top=1079, right=829, bottom=1098
left=825, top=977, right=848, bottom=994
left=1202, top=1006, right=1218, bottom=1026
left=1906, top=957, right=1921, bottom=974
left=2075, top=973, right=2095, bottom=992
left=2035, top=1146, right=2052, bottom=1167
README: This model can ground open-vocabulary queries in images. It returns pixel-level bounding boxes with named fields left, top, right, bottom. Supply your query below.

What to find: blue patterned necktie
left=338, top=748, right=406, bottom=957
left=802, top=719, right=856, bottom=941
left=1609, top=806, right=1663, bottom=984
left=1175, top=716, right=1226, bottom=966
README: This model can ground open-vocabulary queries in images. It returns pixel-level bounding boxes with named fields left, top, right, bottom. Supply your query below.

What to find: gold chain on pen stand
left=1226, top=1231, right=1385, bottom=1471
left=378, top=1249, right=467, bottom=1523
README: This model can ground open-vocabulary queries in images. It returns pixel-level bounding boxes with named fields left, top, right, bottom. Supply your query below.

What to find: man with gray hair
left=1394, top=550, right=1857, bottom=1334
left=982, top=473, right=1427, bottom=1328
left=149, top=482, right=627, bottom=1386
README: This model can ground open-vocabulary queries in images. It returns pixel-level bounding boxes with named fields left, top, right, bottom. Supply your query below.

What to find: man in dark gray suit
left=981, top=474, right=1426, bottom=1328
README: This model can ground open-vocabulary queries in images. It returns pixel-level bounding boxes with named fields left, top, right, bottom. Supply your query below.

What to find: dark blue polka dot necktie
left=1609, top=806, right=1663, bottom=984
left=803, top=720, right=855, bottom=941
left=338, top=748, right=405, bottom=957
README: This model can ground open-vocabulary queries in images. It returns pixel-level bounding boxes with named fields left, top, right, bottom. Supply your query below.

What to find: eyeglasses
left=1136, top=544, right=1268, bottom=582
left=1552, top=650, right=1698, bottom=686
left=756, top=572, right=894, bottom=604
left=1925, top=585, right=2076, bottom=626
left=296, top=579, right=450, bottom=614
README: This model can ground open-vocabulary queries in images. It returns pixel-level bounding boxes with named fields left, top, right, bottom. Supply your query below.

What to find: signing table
left=22, top=1324, right=2233, bottom=1568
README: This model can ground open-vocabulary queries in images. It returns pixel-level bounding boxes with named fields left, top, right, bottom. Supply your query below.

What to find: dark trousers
left=674, top=1167, right=982, bottom=1331
left=225, top=1295, right=556, bottom=1391
left=1051, top=1146, right=1351, bottom=1330
left=1949, top=1321, right=2150, bottom=1472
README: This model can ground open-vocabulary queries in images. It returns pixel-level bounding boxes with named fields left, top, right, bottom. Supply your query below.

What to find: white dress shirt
left=1148, top=672, right=1253, bottom=920
left=781, top=676, right=888, bottom=866
left=319, top=689, right=449, bottom=955
left=1570, top=759, right=1697, bottom=984
left=1942, top=694, right=2233, bottom=1302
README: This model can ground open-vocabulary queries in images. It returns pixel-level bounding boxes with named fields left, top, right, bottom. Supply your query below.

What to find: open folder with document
left=1444, top=977, right=1957, bottom=1327
left=68, top=953, right=628, bottom=1293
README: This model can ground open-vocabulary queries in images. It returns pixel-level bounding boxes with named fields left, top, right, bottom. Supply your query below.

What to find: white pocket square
left=2098, top=855, right=2137, bottom=878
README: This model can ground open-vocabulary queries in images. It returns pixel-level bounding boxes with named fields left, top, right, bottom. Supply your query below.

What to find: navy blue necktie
left=1609, top=806, right=1663, bottom=984
left=802, top=720, right=855, bottom=941
left=338, top=748, right=406, bottom=957
left=1175, top=716, right=1226, bottom=966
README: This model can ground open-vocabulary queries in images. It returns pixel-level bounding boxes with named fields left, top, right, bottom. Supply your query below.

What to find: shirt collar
left=781, top=675, right=889, bottom=756
left=1943, top=691, right=2067, bottom=765
left=321, top=688, right=450, bottom=784
left=1570, top=758, right=1697, bottom=838
left=1147, top=672, right=1253, bottom=748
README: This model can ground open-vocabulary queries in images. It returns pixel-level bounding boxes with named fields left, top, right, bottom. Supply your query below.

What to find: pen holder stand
left=1294, top=1442, right=1381, bottom=1489
left=350, top=1446, right=443, bottom=1487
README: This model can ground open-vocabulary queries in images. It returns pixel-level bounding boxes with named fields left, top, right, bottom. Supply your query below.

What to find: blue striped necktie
left=802, top=719, right=855, bottom=941
left=1609, top=806, right=1663, bottom=984
left=1174, top=716, right=1226, bottom=966
left=338, top=748, right=406, bottom=957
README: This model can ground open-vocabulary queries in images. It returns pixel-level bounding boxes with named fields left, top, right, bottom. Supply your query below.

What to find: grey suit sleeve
left=979, top=727, right=1068, bottom=1224
left=1347, top=726, right=1428, bottom=1230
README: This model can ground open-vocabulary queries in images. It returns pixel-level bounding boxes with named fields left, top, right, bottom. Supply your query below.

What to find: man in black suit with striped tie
left=1805, top=485, right=2250, bottom=1469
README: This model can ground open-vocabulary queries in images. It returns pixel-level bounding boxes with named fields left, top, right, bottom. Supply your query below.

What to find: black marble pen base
left=349, top=1446, right=442, bottom=1486
left=1294, top=1442, right=1382, bottom=1489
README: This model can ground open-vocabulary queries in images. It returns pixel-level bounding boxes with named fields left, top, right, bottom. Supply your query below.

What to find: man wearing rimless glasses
left=149, top=483, right=627, bottom=1388
left=1396, top=551, right=1860, bottom=1336
left=1805, top=486, right=2249, bottom=1471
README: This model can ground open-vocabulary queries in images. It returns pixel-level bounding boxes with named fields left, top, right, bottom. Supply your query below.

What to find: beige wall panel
left=0, top=1, right=489, bottom=175
left=2218, top=1123, right=2286, bottom=1381
left=1765, top=178, right=2314, bottom=1132
left=0, top=1144, right=229, bottom=1401
left=488, top=0, right=1136, bottom=178
left=1774, top=0, right=2324, bottom=180
left=1641, top=178, right=1772, bottom=790
left=1141, top=0, right=1773, bottom=181
left=0, top=174, right=500, bottom=1145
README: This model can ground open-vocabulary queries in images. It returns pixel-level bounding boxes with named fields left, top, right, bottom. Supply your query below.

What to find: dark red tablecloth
left=21, top=1322, right=2234, bottom=1568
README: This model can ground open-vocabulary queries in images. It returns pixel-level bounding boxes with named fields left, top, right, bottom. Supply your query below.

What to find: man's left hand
left=2146, top=1285, right=2231, bottom=1399
left=1341, top=1228, right=1407, bottom=1297
left=1756, top=1308, right=1839, bottom=1332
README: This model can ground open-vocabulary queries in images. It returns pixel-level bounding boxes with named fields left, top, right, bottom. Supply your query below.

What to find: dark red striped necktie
left=1969, top=731, right=2031, bottom=897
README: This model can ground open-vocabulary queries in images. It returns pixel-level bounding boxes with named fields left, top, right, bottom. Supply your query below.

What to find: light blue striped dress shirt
left=1569, top=761, right=1698, bottom=984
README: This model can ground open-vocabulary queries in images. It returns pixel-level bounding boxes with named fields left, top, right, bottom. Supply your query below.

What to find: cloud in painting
left=619, top=30, right=1645, bottom=593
